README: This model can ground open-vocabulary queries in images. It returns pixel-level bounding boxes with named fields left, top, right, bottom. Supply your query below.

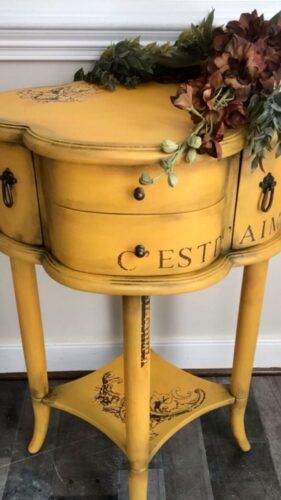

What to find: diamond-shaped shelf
left=43, top=351, right=234, bottom=460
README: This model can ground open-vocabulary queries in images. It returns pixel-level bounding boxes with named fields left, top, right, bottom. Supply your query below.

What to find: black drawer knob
left=135, top=245, right=146, bottom=258
left=0, top=168, right=17, bottom=208
left=133, top=187, right=145, bottom=201
left=259, top=173, right=277, bottom=213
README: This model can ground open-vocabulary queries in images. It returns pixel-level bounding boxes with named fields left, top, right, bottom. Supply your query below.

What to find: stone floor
left=1, top=376, right=281, bottom=499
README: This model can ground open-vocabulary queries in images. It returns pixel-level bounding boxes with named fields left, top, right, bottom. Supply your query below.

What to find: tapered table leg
left=123, top=296, right=151, bottom=500
left=230, top=260, right=269, bottom=452
left=10, top=258, right=50, bottom=454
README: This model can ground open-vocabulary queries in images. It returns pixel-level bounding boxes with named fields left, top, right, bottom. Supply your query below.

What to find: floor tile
left=0, top=461, right=9, bottom=499
left=0, top=381, right=27, bottom=465
left=162, top=419, right=213, bottom=500
left=252, top=376, right=281, bottom=486
left=201, top=385, right=281, bottom=500
left=3, top=451, right=55, bottom=500
left=118, top=469, right=166, bottom=500
left=1, top=376, right=281, bottom=499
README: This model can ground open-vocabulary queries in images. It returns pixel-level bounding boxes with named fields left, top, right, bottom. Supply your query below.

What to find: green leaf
left=115, top=40, right=132, bottom=56
left=276, top=142, right=281, bottom=158
left=273, top=91, right=281, bottom=105
left=247, top=94, right=260, bottom=112
left=273, top=116, right=281, bottom=131
left=74, top=68, right=85, bottom=81
left=270, top=10, right=281, bottom=24
left=251, top=155, right=260, bottom=171
left=204, top=9, right=215, bottom=32
left=256, top=111, right=270, bottom=124
left=271, top=102, right=281, bottom=113
left=124, top=76, right=140, bottom=89
left=264, top=127, right=274, bottom=137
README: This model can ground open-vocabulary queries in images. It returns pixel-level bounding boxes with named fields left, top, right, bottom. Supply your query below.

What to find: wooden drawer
left=232, top=149, right=281, bottom=250
left=44, top=199, right=226, bottom=276
left=0, top=142, right=42, bottom=244
left=38, top=155, right=235, bottom=215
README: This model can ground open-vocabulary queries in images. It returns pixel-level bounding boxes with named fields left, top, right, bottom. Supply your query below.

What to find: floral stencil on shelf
left=94, top=371, right=206, bottom=438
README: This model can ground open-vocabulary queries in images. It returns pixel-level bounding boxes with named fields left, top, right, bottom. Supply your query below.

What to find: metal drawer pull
left=0, top=168, right=17, bottom=208
left=259, top=173, right=277, bottom=213
left=133, top=187, right=145, bottom=200
left=134, top=245, right=146, bottom=258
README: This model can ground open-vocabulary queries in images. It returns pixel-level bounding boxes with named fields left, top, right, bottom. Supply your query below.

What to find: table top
left=0, top=81, right=244, bottom=164
left=0, top=81, right=280, bottom=296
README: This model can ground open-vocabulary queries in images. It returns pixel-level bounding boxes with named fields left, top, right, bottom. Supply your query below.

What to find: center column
left=123, top=296, right=151, bottom=500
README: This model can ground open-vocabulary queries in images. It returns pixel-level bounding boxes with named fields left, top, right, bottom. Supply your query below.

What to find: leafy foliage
left=175, top=10, right=215, bottom=61
left=246, top=86, right=281, bottom=171
left=74, top=12, right=215, bottom=90
left=74, top=9, right=281, bottom=188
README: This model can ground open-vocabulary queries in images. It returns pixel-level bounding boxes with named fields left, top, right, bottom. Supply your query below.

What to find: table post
left=230, top=260, right=269, bottom=451
left=10, top=258, right=50, bottom=454
left=123, top=296, right=151, bottom=500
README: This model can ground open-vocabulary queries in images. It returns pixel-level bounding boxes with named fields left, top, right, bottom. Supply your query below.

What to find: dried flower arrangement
left=75, top=10, right=281, bottom=188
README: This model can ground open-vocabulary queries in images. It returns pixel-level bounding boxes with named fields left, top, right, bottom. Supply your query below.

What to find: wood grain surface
left=1, top=376, right=281, bottom=499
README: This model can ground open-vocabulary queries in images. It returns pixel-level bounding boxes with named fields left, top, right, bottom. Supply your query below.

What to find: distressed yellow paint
left=230, top=261, right=269, bottom=451
left=43, top=350, right=234, bottom=460
left=45, top=200, right=226, bottom=276
left=0, top=81, right=279, bottom=500
left=10, top=259, right=50, bottom=453
left=0, top=82, right=245, bottom=164
left=0, top=142, right=42, bottom=244
left=233, top=147, right=281, bottom=249
left=37, top=154, right=230, bottom=215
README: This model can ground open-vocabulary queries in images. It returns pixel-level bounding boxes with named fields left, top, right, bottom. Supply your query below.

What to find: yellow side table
left=0, top=81, right=280, bottom=500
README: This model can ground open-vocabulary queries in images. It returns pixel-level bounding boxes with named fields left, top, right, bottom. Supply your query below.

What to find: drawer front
left=45, top=200, right=226, bottom=276
left=38, top=155, right=235, bottom=215
left=0, top=143, right=42, bottom=244
left=232, top=149, right=281, bottom=250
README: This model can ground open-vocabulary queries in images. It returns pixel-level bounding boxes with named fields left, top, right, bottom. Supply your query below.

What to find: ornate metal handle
left=133, top=187, right=145, bottom=201
left=259, top=173, right=277, bottom=213
left=0, top=168, right=17, bottom=208
left=134, top=245, right=146, bottom=258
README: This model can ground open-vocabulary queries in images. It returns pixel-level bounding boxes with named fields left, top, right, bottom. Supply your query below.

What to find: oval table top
left=0, top=81, right=245, bottom=164
left=0, top=81, right=280, bottom=296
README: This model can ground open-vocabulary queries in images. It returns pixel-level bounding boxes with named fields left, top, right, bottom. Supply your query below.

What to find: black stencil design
left=95, top=371, right=206, bottom=438
left=141, top=296, right=150, bottom=367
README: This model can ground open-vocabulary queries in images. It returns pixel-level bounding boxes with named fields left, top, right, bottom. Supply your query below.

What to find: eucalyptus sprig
left=246, top=84, right=281, bottom=171
left=139, top=87, right=234, bottom=187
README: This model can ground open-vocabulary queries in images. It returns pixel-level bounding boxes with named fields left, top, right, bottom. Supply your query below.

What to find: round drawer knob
left=133, top=187, right=145, bottom=201
left=134, top=245, right=146, bottom=258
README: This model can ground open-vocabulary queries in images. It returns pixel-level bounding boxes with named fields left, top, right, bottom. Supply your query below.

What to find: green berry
left=186, top=148, right=197, bottom=164
left=161, top=139, right=179, bottom=153
left=187, top=135, right=202, bottom=149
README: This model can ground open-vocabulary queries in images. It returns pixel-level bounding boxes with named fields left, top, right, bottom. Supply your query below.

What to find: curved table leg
left=10, top=258, right=50, bottom=454
left=230, top=260, right=269, bottom=452
left=123, top=296, right=151, bottom=500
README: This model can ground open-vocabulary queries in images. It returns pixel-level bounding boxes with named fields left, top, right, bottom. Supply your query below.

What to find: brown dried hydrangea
left=140, top=10, right=281, bottom=187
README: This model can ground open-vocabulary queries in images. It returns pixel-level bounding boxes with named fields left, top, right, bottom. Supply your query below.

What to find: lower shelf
left=43, top=351, right=235, bottom=460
